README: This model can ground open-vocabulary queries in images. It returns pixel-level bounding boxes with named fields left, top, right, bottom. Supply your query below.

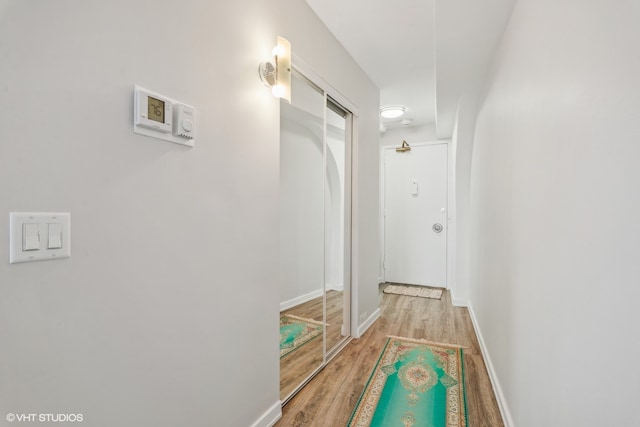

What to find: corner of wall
left=355, top=308, right=381, bottom=338
left=449, top=290, right=468, bottom=307
left=249, top=401, right=282, bottom=427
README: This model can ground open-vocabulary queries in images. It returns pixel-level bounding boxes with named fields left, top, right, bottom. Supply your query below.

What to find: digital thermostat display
left=134, top=86, right=172, bottom=133
left=148, top=96, right=165, bottom=124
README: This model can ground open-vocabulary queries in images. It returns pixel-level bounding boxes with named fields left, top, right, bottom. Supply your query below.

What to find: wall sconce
left=396, top=140, right=411, bottom=153
left=259, top=36, right=291, bottom=103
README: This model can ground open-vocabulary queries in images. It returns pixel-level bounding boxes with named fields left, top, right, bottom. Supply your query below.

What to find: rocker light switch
left=48, top=223, right=63, bottom=249
left=10, top=212, right=71, bottom=263
left=23, top=223, right=40, bottom=251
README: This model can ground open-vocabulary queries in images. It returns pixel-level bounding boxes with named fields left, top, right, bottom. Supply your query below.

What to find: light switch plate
left=10, top=212, right=71, bottom=264
left=411, top=180, right=419, bottom=196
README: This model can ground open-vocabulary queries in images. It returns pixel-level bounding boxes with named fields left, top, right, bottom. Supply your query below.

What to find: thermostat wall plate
left=133, top=85, right=196, bottom=147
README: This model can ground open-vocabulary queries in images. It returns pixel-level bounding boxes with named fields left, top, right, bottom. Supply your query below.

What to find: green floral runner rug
left=348, top=336, right=467, bottom=427
left=279, top=314, right=323, bottom=358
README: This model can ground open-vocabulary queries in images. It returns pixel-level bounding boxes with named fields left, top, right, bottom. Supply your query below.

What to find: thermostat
left=133, top=85, right=196, bottom=147
left=134, top=87, right=172, bottom=133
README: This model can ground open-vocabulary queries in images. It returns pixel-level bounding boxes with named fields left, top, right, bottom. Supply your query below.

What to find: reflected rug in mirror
left=279, top=314, right=323, bottom=358
left=348, top=336, right=467, bottom=427
left=383, top=284, right=443, bottom=300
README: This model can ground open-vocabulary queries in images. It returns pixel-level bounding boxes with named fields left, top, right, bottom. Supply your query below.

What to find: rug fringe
left=282, top=314, right=324, bottom=326
left=386, top=335, right=468, bottom=350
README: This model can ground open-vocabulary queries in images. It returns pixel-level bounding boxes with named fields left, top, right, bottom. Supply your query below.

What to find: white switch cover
left=10, top=213, right=71, bottom=264
left=48, top=223, right=63, bottom=249
left=22, top=223, right=40, bottom=251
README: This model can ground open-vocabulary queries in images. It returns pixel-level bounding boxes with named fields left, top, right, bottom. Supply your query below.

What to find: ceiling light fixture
left=380, top=106, right=406, bottom=119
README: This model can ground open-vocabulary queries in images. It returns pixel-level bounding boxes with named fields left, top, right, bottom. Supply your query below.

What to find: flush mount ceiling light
left=380, top=106, right=406, bottom=119
left=259, top=36, right=292, bottom=103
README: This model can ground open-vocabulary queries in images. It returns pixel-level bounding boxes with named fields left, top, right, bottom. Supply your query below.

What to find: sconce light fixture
left=259, top=36, right=291, bottom=103
left=396, top=140, right=411, bottom=153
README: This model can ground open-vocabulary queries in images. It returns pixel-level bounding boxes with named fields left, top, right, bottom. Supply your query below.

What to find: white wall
left=380, top=123, right=438, bottom=147
left=435, top=0, right=515, bottom=139
left=449, top=96, right=480, bottom=306
left=0, top=1, right=379, bottom=426
left=469, top=0, right=640, bottom=425
left=435, top=0, right=516, bottom=309
left=326, top=127, right=346, bottom=291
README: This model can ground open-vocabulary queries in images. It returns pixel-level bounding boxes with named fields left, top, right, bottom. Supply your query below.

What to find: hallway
left=277, top=286, right=503, bottom=426
left=3, top=1, right=640, bottom=425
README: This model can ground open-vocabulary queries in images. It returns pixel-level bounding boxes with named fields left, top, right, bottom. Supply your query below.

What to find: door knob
left=432, top=223, right=443, bottom=233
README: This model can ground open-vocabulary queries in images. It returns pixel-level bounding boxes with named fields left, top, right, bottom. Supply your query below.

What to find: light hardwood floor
left=276, top=285, right=504, bottom=427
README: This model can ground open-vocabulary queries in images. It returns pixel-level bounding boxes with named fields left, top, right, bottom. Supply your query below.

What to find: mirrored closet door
left=279, top=68, right=352, bottom=402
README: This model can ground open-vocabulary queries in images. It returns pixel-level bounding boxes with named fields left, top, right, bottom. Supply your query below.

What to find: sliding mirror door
left=279, top=72, right=325, bottom=401
left=279, top=67, right=353, bottom=402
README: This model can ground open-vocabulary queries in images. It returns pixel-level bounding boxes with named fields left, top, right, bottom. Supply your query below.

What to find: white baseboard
left=356, top=308, right=380, bottom=338
left=467, top=303, right=514, bottom=427
left=249, top=400, right=282, bottom=427
left=280, top=289, right=323, bottom=312
left=326, top=282, right=344, bottom=292
left=450, top=289, right=468, bottom=307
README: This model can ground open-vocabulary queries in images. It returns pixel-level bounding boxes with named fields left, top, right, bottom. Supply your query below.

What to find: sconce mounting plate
left=259, top=62, right=276, bottom=87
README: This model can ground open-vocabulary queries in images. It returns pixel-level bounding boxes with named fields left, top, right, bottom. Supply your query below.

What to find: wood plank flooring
left=276, top=285, right=504, bottom=426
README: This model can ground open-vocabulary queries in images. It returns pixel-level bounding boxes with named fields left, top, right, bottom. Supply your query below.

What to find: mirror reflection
left=279, top=70, right=352, bottom=402
left=279, top=73, right=325, bottom=401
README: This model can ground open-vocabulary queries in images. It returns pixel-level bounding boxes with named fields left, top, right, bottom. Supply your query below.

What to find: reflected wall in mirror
left=279, top=68, right=353, bottom=403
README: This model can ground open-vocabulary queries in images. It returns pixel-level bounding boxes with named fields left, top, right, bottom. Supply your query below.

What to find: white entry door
left=383, top=143, right=448, bottom=287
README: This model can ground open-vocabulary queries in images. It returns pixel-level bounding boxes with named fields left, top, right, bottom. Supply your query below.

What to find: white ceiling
left=305, top=0, right=516, bottom=137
